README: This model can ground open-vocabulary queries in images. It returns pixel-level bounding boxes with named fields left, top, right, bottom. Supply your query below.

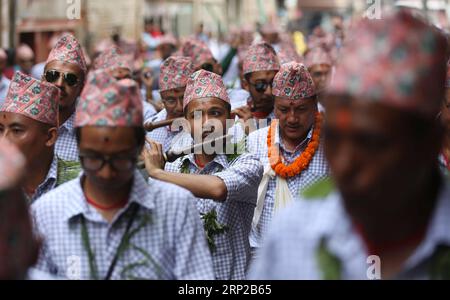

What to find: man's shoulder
left=31, top=178, right=81, bottom=219
left=148, top=178, right=196, bottom=205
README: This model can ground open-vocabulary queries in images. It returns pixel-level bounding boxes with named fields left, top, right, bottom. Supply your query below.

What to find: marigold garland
left=267, top=112, right=323, bottom=178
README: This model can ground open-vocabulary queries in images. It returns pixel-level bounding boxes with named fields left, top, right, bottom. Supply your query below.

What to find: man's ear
left=45, top=127, right=58, bottom=147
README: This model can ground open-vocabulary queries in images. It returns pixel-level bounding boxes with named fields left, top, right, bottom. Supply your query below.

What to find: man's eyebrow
left=8, top=122, right=26, bottom=127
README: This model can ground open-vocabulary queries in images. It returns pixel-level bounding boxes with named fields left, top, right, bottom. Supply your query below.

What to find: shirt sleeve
left=30, top=201, right=58, bottom=276
left=214, top=152, right=263, bottom=205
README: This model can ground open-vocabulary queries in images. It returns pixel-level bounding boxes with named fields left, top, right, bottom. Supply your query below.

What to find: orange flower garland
left=267, top=112, right=323, bottom=178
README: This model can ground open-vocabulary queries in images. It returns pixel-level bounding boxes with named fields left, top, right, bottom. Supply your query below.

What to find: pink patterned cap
left=46, top=33, right=87, bottom=75
left=305, top=47, right=333, bottom=68
left=180, top=39, right=214, bottom=69
left=183, top=70, right=230, bottom=110
left=329, top=10, right=447, bottom=118
left=93, top=46, right=133, bottom=71
left=2, top=71, right=60, bottom=126
left=75, top=70, right=143, bottom=127
left=273, top=62, right=316, bottom=100
left=0, top=139, right=25, bottom=191
left=159, top=56, right=195, bottom=92
left=243, top=42, right=280, bottom=75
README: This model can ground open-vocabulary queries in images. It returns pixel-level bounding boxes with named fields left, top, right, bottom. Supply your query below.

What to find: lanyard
left=81, top=204, right=139, bottom=280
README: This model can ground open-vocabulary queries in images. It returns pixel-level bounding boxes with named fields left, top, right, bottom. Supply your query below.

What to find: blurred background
left=0, top=0, right=448, bottom=64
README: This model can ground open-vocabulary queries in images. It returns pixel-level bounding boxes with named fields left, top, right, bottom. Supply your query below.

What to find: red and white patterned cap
left=183, top=70, right=230, bottom=110
left=93, top=46, right=133, bottom=72
left=46, top=33, right=87, bottom=74
left=75, top=70, right=143, bottom=127
left=180, top=38, right=214, bottom=69
left=2, top=71, right=60, bottom=126
left=159, top=56, right=195, bottom=92
left=272, top=62, right=316, bottom=100
left=329, top=10, right=447, bottom=118
left=243, top=42, right=280, bottom=75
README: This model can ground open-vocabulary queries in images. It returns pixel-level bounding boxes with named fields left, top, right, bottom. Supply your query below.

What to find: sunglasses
left=249, top=80, right=273, bottom=93
left=44, top=70, right=80, bottom=87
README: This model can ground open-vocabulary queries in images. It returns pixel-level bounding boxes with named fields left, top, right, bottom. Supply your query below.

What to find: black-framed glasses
left=79, top=153, right=137, bottom=172
left=200, top=63, right=214, bottom=72
left=44, top=70, right=80, bottom=87
left=249, top=80, right=273, bottom=93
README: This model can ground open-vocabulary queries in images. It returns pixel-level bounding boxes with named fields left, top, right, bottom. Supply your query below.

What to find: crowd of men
left=0, top=7, right=449, bottom=280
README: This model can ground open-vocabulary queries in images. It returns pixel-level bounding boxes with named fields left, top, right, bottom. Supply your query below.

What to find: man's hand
left=143, top=138, right=166, bottom=178
left=231, top=106, right=253, bottom=122
left=141, top=67, right=154, bottom=90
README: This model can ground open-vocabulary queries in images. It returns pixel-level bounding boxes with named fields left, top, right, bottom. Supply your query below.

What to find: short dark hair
left=75, top=126, right=146, bottom=150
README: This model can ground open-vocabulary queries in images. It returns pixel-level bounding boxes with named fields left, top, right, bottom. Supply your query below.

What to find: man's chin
left=93, top=180, right=128, bottom=191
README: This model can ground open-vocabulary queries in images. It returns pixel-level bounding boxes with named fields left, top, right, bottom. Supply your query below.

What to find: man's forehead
left=250, top=70, right=277, bottom=81
left=162, top=87, right=186, bottom=97
left=310, top=64, right=331, bottom=73
left=186, top=97, right=227, bottom=111
left=45, top=60, right=83, bottom=75
left=275, top=96, right=314, bottom=107
left=0, top=112, right=38, bottom=126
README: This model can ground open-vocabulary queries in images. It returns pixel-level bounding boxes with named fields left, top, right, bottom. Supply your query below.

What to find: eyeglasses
left=79, top=153, right=137, bottom=172
left=249, top=80, right=273, bottom=93
left=200, top=63, right=214, bottom=72
left=44, top=70, right=80, bottom=87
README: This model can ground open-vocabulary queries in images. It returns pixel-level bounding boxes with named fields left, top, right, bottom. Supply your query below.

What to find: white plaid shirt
left=246, top=124, right=330, bottom=249
left=146, top=109, right=181, bottom=152
left=55, top=113, right=79, bottom=162
left=28, top=156, right=58, bottom=204
left=165, top=152, right=263, bottom=280
left=31, top=171, right=214, bottom=280
left=249, top=180, right=450, bottom=280
left=142, top=100, right=157, bottom=122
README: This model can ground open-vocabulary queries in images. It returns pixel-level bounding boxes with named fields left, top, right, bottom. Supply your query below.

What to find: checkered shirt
left=31, top=171, right=215, bottom=280
left=249, top=181, right=450, bottom=279
left=55, top=113, right=79, bottom=162
left=165, top=152, right=263, bottom=280
left=246, top=124, right=330, bottom=249
left=28, top=156, right=58, bottom=204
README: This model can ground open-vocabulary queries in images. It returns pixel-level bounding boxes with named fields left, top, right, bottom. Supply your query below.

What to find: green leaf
left=201, top=209, right=229, bottom=252
left=301, top=177, right=334, bottom=201
left=180, top=159, right=191, bottom=174
left=315, top=237, right=342, bottom=280
left=57, top=158, right=82, bottom=186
